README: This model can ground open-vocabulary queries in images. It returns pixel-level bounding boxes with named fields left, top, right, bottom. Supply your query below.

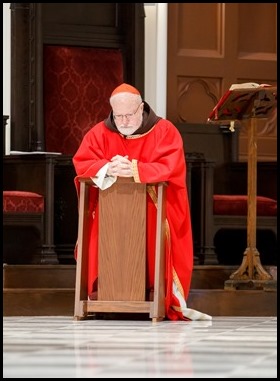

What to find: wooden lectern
left=74, top=177, right=167, bottom=322
left=208, top=84, right=277, bottom=290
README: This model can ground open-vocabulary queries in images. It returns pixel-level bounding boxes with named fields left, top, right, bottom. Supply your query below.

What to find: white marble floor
left=3, top=316, right=277, bottom=378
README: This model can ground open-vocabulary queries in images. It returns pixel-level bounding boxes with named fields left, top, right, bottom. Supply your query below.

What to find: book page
left=229, top=83, right=271, bottom=90
left=10, top=151, right=62, bottom=155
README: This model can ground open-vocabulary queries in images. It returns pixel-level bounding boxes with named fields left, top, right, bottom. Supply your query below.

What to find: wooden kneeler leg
left=151, top=183, right=166, bottom=322
left=74, top=180, right=90, bottom=320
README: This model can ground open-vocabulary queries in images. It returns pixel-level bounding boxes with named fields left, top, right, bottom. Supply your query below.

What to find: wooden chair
left=177, top=123, right=277, bottom=266
left=74, top=178, right=167, bottom=322
left=3, top=190, right=45, bottom=264
left=211, top=174, right=277, bottom=266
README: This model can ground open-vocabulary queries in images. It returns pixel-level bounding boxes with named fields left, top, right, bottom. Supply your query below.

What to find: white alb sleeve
left=91, top=163, right=117, bottom=190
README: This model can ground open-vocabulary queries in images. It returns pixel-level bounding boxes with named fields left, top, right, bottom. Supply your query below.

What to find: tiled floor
left=3, top=316, right=277, bottom=378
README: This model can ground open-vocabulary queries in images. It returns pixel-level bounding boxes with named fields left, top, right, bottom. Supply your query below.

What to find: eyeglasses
left=113, top=102, right=143, bottom=121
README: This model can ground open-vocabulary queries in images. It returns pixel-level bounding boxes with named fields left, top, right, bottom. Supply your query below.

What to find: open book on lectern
left=207, top=83, right=277, bottom=123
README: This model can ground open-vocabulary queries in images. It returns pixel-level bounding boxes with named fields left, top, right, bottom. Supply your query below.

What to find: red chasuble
left=72, top=119, right=193, bottom=320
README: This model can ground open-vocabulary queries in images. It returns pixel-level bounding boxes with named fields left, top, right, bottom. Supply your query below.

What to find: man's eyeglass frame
left=113, top=102, right=143, bottom=121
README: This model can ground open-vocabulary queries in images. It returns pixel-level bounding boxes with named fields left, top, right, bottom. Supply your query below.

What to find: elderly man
left=73, top=83, right=211, bottom=321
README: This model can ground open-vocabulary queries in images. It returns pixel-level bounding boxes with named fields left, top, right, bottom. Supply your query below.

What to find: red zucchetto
left=111, top=83, right=140, bottom=97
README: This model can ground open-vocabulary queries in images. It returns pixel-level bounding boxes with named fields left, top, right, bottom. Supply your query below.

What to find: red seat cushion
left=3, top=191, right=44, bottom=213
left=213, top=195, right=277, bottom=216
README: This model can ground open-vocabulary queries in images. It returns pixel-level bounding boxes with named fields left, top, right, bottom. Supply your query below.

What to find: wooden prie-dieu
left=74, top=178, right=167, bottom=322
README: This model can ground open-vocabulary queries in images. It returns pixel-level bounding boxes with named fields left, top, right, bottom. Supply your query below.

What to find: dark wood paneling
left=167, top=3, right=277, bottom=162
left=227, top=161, right=277, bottom=200
left=176, top=123, right=239, bottom=194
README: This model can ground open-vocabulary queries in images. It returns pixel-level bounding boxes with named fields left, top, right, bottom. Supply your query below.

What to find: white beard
left=117, top=125, right=139, bottom=136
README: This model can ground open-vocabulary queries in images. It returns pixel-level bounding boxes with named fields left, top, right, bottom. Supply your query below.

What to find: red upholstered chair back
left=43, top=46, right=124, bottom=155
